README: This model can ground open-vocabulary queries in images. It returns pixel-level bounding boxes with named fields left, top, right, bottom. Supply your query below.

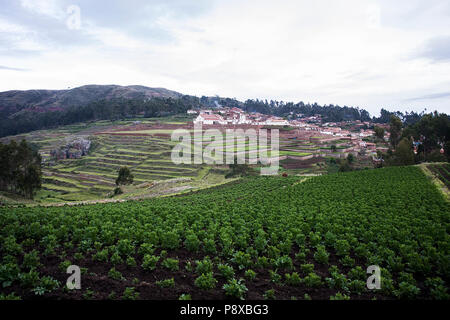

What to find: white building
left=194, top=113, right=227, bottom=125
left=264, top=117, right=289, bottom=126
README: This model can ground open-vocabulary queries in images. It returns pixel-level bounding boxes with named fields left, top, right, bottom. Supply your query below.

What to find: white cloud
left=1, top=0, right=449, bottom=116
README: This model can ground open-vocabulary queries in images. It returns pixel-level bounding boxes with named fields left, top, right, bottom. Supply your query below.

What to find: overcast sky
left=1, top=0, right=449, bottom=116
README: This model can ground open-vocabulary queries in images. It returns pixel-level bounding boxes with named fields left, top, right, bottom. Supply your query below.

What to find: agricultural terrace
left=0, top=166, right=448, bottom=300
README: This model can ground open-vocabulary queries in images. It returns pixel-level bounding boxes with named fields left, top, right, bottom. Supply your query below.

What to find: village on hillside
left=189, top=107, right=390, bottom=165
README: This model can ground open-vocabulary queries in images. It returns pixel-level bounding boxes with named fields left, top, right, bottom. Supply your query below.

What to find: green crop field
left=1, top=166, right=448, bottom=300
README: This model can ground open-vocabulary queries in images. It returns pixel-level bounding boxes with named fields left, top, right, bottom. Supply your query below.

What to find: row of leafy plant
left=0, top=167, right=449, bottom=300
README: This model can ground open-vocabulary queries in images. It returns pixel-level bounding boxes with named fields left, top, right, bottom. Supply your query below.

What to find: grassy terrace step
left=43, top=171, right=116, bottom=187
left=133, top=168, right=198, bottom=176
left=135, top=165, right=197, bottom=173
left=133, top=173, right=178, bottom=180
left=102, top=154, right=149, bottom=160
left=41, top=183, right=82, bottom=193
left=74, top=169, right=148, bottom=183
left=85, top=157, right=144, bottom=166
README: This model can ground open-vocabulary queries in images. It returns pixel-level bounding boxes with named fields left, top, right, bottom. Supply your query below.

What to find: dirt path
left=419, top=163, right=449, bottom=201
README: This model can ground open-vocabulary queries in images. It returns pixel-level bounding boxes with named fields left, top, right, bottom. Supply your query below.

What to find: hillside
left=0, top=85, right=182, bottom=118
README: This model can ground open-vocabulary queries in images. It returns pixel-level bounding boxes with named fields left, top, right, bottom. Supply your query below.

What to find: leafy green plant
left=263, top=289, right=276, bottom=300
left=179, top=293, right=192, bottom=300
left=161, top=258, right=179, bottom=271
left=314, top=245, right=329, bottom=265
left=244, top=269, right=257, bottom=281
left=141, top=254, right=159, bottom=271
left=303, top=273, right=322, bottom=288
left=22, top=250, right=40, bottom=270
left=274, top=255, right=293, bottom=270
left=122, top=287, right=139, bottom=300
left=217, top=264, right=235, bottom=280
left=223, top=279, right=248, bottom=300
left=156, top=278, right=175, bottom=288
left=285, top=272, right=302, bottom=286
left=195, top=257, right=213, bottom=274
left=184, top=232, right=200, bottom=252
left=126, top=256, right=137, bottom=267
left=194, top=272, right=217, bottom=290
left=330, top=292, right=350, bottom=300
left=108, top=267, right=124, bottom=281
left=300, top=263, right=314, bottom=274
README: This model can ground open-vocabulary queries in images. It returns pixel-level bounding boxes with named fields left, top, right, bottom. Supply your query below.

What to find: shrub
left=194, top=272, right=217, bottom=290
left=231, top=251, right=252, bottom=270
left=300, top=263, right=314, bottom=274
left=138, top=243, right=155, bottom=256
left=179, top=294, right=192, bottom=300
left=217, top=264, right=235, bottom=280
left=22, top=250, right=40, bottom=270
left=223, top=279, right=248, bottom=300
left=263, top=289, right=276, bottom=300
left=59, top=260, right=71, bottom=272
left=161, top=258, right=179, bottom=271
left=160, top=231, right=180, bottom=250
left=339, top=256, right=355, bottom=267
left=184, top=233, right=200, bottom=252
left=156, top=278, right=175, bottom=288
left=348, top=279, right=366, bottom=295
left=274, top=255, right=293, bottom=270
left=117, top=239, right=135, bottom=257
left=314, top=245, right=329, bottom=265
left=303, top=273, right=322, bottom=288
left=347, top=266, right=366, bottom=281
left=122, top=287, right=139, bottom=300
left=326, top=272, right=348, bottom=291
left=285, top=272, right=302, bottom=286
left=330, top=292, right=350, bottom=300
left=334, top=240, right=350, bottom=256
left=110, top=251, right=123, bottom=265
left=126, top=256, right=137, bottom=267
left=195, top=257, right=213, bottom=274
left=108, top=268, right=124, bottom=281
left=19, top=270, right=40, bottom=288
left=394, top=282, right=421, bottom=299
left=203, top=238, right=217, bottom=254
left=93, top=249, right=109, bottom=262
left=244, top=269, right=257, bottom=281
left=269, top=270, right=282, bottom=284
left=142, top=254, right=159, bottom=271
left=424, top=277, right=449, bottom=300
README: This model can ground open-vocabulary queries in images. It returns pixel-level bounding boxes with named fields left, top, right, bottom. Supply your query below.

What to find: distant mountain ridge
left=0, top=84, right=182, bottom=118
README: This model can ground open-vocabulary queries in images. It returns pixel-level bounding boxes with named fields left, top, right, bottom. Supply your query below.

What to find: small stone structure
left=51, top=136, right=91, bottom=160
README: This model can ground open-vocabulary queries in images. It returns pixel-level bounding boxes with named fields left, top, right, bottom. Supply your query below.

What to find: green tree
left=374, top=126, right=385, bottom=140
left=0, top=139, right=41, bottom=198
left=347, top=153, right=354, bottom=164
left=394, top=138, right=415, bottom=166
left=389, top=115, right=403, bottom=148
left=116, top=167, right=134, bottom=186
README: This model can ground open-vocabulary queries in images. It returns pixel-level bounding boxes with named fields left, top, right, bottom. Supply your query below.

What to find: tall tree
left=116, top=167, right=134, bottom=186
left=394, top=138, right=415, bottom=166
left=389, top=115, right=403, bottom=148
left=374, top=126, right=385, bottom=140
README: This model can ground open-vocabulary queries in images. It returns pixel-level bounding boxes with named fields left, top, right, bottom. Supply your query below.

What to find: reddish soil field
left=281, top=157, right=324, bottom=169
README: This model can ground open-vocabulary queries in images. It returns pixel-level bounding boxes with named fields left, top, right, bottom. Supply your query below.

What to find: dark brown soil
left=1, top=244, right=396, bottom=301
